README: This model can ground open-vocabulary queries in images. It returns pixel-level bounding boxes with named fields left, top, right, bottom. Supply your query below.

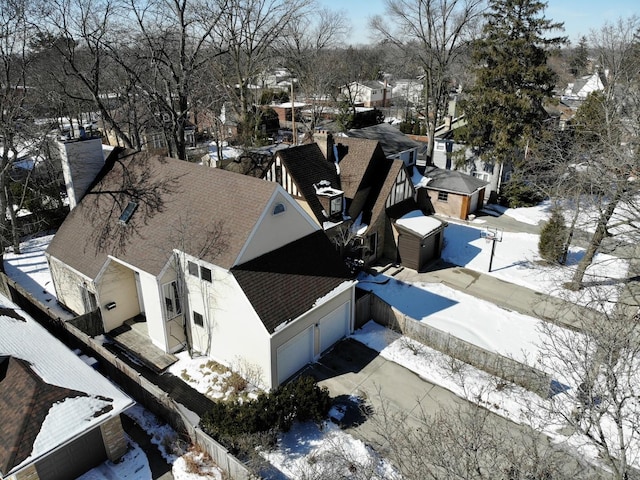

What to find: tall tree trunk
left=569, top=193, right=620, bottom=289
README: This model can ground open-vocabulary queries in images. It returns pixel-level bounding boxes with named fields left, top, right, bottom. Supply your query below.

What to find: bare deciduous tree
left=371, top=0, right=485, bottom=164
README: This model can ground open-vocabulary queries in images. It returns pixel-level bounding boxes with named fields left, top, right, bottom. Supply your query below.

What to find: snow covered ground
left=3, top=201, right=633, bottom=478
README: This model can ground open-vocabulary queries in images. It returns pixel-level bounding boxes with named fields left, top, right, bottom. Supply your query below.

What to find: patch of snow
left=396, top=210, right=444, bottom=236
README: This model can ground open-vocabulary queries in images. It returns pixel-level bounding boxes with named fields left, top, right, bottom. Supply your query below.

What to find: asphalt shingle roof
left=231, top=231, right=352, bottom=333
left=0, top=295, right=133, bottom=477
left=346, top=123, right=422, bottom=158
left=274, top=143, right=340, bottom=224
left=0, top=357, right=88, bottom=476
left=422, top=165, right=488, bottom=195
left=47, top=149, right=281, bottom=277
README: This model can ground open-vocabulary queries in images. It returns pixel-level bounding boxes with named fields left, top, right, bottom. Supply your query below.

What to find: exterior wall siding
left=96, top=260, right=141, bottom=332
left=181, top=261, right=272, bottom=388
left=46, top=255, right=93, bottom=315
left=236, top=191, right=318, bottom=265
left=426, top=190, right=467, bottom=219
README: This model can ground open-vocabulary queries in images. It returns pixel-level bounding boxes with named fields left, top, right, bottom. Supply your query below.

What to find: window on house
left=150, top=133, right=165, bottom=149
left=188, top=261, right=199, bottom=277
left=163, top=281, right=182, bottom=319
left=437, top=191, right=449, bottom=202
left=200, top=266, right=212, bottom=283
left=118, top=201, right=138, bottom=224
left=273, top=203, right=286, bottom=215
left=193, top=311, right=204, bottom=327
left=435, top=142, right=446, bottom=151
left=330, top=195, right=343, bottom=216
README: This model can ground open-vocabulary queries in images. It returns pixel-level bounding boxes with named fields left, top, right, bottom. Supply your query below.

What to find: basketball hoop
left=480, top=227, right=503, bottom=272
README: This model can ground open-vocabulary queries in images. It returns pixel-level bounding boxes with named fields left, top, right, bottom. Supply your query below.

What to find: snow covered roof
left=0, top=294, right=133, bottom=477
left=395, top=210, right=446, bottom=237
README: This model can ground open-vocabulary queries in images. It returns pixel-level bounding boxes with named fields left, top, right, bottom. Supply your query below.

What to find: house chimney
left=58, top=137, right=106, bottom=210
left=315, top=130, right=334, bottom=163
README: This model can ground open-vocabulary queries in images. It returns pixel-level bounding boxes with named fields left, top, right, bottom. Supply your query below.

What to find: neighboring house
left=345, top=122, right=422, bottom=170
left=0, top=294, right=133, bottom=480
left=418, top=165, right=488, bottom=220
left=46, top=143, right=355, bottom=389
left=341, top=81, right=391, bottom=108
left=271, top=101, right=306, bottom=128
left=391, top=78, right=424, bottom=107
left=432, top=115, right=510, bottom=199
left=561, top=71, right=606, bottom=102
left=264, top=132, right=447, bottom=271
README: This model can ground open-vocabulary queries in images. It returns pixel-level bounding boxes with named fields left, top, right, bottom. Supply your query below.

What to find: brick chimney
left=314, top=130, right=334, bottom=163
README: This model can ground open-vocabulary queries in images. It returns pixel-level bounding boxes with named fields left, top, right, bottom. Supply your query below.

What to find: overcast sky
left=315, top=0, right=639, bottom=47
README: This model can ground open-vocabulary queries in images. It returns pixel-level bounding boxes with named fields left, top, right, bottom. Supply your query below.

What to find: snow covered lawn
left=443, top=220, right=628, bottom=311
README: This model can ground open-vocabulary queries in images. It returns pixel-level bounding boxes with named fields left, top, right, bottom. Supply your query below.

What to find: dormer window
left=314, top=180, right=344, bottom=219
left=330, top=196, right=343, bottom=216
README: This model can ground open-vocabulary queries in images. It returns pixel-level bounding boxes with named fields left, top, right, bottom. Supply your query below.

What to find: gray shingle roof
left=422, top=165, right=488, bottom=195
left=346, top=123, right=422, bottom=157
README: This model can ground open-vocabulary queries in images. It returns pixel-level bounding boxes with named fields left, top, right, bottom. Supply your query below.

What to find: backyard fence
left=358, top=290, right=552, bottom=397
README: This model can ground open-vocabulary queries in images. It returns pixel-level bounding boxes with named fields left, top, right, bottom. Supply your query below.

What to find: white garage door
left=319, top=301, right=350, bottom=354
left=277, top=325, right=314, bottom=385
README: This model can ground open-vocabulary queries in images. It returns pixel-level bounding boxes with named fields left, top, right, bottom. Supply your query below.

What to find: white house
left=45, top=146, right=356, bottom=389
left=341, top=81, right=391, bottom=108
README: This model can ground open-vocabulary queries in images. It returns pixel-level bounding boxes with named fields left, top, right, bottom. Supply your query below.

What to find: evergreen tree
left=569, top=36, right=589, bottom=77
left=460, top=0, right=566, bottom=196
left=538, top=206, right=567, bottom=264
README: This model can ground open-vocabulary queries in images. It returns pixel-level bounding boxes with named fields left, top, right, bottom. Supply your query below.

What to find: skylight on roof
left=118, top=201, right=138, bottom=224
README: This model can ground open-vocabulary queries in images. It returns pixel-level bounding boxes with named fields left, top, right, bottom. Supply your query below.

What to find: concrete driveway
left=305, top=338, right=464, bottom=452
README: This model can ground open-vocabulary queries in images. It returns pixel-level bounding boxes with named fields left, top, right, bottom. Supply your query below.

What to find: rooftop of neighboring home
left=345, top=122, right=422, bottom=158
left=421, top=165, right=488, bottom=195
left=0, top=294, right=133, bottom=478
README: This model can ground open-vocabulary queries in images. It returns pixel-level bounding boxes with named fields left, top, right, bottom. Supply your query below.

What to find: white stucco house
left=46, top=144, right=356, bottom=389
left=341, top=81, right=391, bottom=108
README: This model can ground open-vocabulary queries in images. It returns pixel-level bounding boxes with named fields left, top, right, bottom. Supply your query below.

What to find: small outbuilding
left=394, top=211, right=448, bottom=271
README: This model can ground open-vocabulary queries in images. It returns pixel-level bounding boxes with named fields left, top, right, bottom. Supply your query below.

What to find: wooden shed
left=394, top=212, right=447, bottom=271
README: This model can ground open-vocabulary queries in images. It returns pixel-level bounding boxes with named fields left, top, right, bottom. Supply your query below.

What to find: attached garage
left=35, top=427, right=107, bottom=480
left=319, top=301, right=351, bottom=354
left=275, top=298, right=352, bottom=385
left=277, top=325, right=314, bottom=385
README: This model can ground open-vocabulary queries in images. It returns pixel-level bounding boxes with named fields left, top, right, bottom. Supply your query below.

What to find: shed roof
left=421, top=165, right=488, bottom=195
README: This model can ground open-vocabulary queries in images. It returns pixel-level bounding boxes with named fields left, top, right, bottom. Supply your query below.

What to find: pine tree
left=538, top=206, right=567, bottom=264
left=460, top=0, right=566, bottom=196
left=569, top=36, right=589, bottom=77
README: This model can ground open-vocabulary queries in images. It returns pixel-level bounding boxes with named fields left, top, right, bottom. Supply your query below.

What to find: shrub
left=499, top=179, right=544, bottom=208
left=201, top=376, right=331, bottom=449
left=538, top=207, right=567, bottom=264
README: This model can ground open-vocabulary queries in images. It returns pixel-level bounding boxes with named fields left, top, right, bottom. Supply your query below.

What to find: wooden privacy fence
left=359, top=290, right=552, bottom=397
left=2, top=273, right=254, bottom=480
